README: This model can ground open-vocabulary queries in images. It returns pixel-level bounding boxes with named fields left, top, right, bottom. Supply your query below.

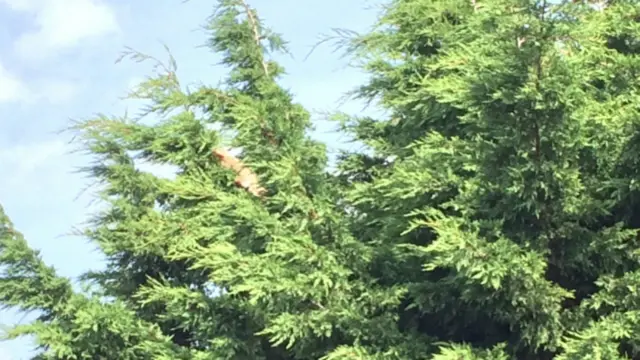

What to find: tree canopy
left=4, top=0, right=640, bottom=359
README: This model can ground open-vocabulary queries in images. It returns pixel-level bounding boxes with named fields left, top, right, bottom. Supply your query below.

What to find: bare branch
left=238, top=0, right=270, bottom=77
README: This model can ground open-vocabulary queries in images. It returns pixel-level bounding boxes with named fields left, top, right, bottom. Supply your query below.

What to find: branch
left=238, top=0, right=270, bottom=77
left=213, top=148, right=266, bottom=198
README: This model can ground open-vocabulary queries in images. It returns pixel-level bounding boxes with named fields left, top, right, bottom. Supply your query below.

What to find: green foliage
left=4, top=0, right=640, bottom=359
left=337, top=0, right=640, bottom=358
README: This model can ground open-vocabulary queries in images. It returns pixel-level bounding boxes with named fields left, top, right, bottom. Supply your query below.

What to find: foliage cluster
left=4, top=0, right=640, bottom=358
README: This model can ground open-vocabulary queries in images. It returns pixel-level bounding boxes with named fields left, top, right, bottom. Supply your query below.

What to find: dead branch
left=238, top=0, right=270, bottom=77
left=213, top=148, right=266, bottom=198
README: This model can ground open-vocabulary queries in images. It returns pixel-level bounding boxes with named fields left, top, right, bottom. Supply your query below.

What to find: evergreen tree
left=4, top=0, right=640, bottom=359
left=336, top=0, right=640, bottom=358
left=2, top=0, right=407, bottom=358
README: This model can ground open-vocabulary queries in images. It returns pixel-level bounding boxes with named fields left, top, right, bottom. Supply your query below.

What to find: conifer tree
left=336, top=0, right=640, bottom=358
left=4, top=0, right=640, bottom=359
left=2, top=0, right=410, bottom=358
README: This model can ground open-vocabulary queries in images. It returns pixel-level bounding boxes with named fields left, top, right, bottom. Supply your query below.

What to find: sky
left=0, top=0, right=383, bottom=358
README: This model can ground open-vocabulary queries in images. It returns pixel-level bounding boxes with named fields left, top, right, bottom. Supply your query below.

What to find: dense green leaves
left=5, top=0, right=640, bottom=358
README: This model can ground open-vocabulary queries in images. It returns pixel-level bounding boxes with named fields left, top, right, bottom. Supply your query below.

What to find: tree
left=336, top=0, right=640, bottom=358
left=2, top=0, right=401, bottom=358
left=4, top=0, right=640, bottom=359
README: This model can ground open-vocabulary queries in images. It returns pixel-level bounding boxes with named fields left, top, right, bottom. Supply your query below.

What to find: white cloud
left=0, top=0, right=37, bottom=11
left=1, top=0, right=120, bottom=59
left=0, top=140, right=85, bottom=208
left=0, top=140, right=67, bottom=182
left=35, top=79, right=80, bottom=104
left=0, top=62, right=28, bottom=103
left=0, top=71, right=79, bottom=105
left=0, top=59, right=80, bottom=104
left=126, top=76, right=144, bottom=92
left=0, top=346, right=13, bottom=360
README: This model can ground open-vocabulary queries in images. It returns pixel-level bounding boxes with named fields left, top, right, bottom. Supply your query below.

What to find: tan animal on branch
left=213, top=148, right=266, bottom=198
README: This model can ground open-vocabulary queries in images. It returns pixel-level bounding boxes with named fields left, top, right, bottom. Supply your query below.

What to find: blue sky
left=0, top=0, right=382, bottom=358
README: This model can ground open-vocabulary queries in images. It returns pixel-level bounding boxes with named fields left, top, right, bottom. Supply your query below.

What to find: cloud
left=0, top=139, right=90, bottom=212
left=0, top=62, right=28, bottom=103
left=126, top=76, right=144, bottom=91
left=0, top=70, right=79, bottom=105
left=0, top=59, right=80, bottom=104
left=34, top=79, right=81, bottom=104
left=0, top=140, right=67, bottom=185
left=0, top=346, right=14, bottom=360
left=1, top=0, right=120, bottom=59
